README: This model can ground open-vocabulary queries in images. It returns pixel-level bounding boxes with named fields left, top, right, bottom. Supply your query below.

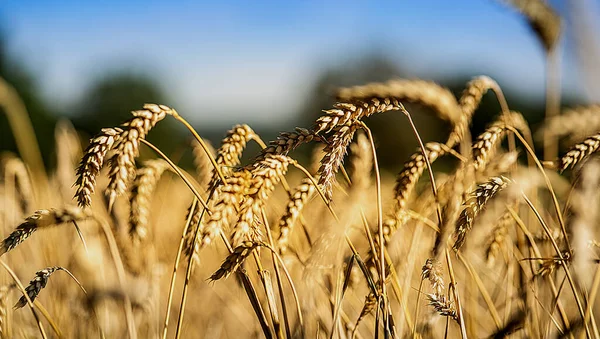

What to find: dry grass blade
left=501, top=0, right=561, bottom=52
left=558, top=133, right=600, bottom=171
left=0, top=206, right=91, bottom=256
left=453, top=176, right=511, bottom=251
left=128, top=159, right=171, bottom=246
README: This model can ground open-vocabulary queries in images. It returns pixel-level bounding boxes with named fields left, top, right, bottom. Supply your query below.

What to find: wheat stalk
left=349, top=132, right=372, bottom=193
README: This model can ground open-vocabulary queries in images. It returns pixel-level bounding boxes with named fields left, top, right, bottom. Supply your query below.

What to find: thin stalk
left=169, top=112, right=227, bottom=184
left=0, top=260, right=47, bottom=339
left=96, top=219, right=137, bottom=339
left=522, top=193, right=589, bottom=337
left=358, top=121, right=387, bottom=331
left=141, top=139, right=210, bottom=211
left=161, top=198, right=198, bottom=339
left=262, top=209, right=292, bottom=339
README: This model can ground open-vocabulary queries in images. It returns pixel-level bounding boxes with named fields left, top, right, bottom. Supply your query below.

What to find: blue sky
left=2, top=0, right=599, bottom=126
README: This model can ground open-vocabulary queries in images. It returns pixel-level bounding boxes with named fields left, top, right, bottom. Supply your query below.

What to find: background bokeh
left=1, top=0, right=599, bottom=169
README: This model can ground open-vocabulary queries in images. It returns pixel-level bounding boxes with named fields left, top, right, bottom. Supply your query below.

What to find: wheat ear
left=128, top=159, right=171, bottom=245
left=209, top=241, right=261, bottom=281
left=277, top=178, right=315, bottom=253
left=14, top=267, right=61, bottom=309
left=105, top=104, right=175, bottom=208
left=0, top=206, right=91, bottom=256
left=336, top=79, right=461, bottom=123
left=453, top=176, right=511, bottom=251
left=502, top=0, right=561, bottom=52
left=447, top=75, right=500, bottom=147
left=232, top=155, right=291, bottom=246
left=559, top=133, right=600, bottom=171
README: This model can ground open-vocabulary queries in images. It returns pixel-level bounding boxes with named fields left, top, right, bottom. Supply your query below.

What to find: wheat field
left=1, top=1, right=600, bottom=338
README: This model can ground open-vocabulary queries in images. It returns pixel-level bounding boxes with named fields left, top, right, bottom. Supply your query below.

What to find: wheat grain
left=0, top=206, right=91, bottom=256
left=253, top=127, right=317, bottom=164
left=472, top=112, right=527, bottom=171
left=422, top=259, right=445, bottom=297
left=453, top=176, right=511, bottom=251
left=128, top=159, right=171, bottom=246
left=201, top=170, right=250, bottom=247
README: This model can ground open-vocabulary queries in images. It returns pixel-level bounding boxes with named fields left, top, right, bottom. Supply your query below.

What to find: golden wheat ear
left=0, top=207, right=91, bottom=256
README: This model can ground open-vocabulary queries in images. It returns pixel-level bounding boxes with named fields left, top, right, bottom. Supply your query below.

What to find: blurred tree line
left=0, top=31, right=579, bottom=175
